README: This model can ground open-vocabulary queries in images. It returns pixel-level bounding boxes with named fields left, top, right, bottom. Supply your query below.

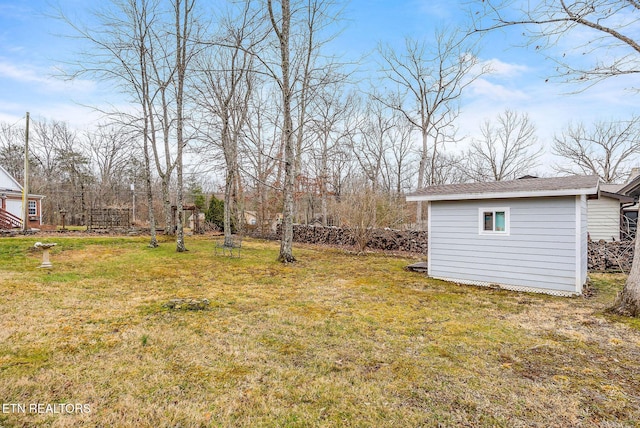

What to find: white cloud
left=468, top=78, right=530, bottom=102
left=32, top=104, right=104, bottom=129
left=0, top=59, right=96, bottom=95
left=0, top=111, right=22, bottom=124
left=482, top=58, right=529, bottom=77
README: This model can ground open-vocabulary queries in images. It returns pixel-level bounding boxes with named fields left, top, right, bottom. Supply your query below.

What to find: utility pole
left=22, top=112, right=30, bottom=232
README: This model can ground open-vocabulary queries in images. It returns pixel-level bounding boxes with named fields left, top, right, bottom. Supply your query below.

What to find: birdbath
left=34, top=242, right=57, bottom=268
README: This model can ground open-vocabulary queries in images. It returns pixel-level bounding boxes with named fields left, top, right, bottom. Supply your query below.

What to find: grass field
left=1, top=235, right=639, bottom=427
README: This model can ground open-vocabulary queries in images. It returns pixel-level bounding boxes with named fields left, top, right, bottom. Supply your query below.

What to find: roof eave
left=599, top=190, right=634, bottom=203
left=406, top=186, right=599, bottom=202
left=618, top=175, right=640, bottom=195
left=0, top=190, right=45, bottom=199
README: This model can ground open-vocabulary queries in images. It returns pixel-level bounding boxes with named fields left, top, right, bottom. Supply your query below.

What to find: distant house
left=244, top=210, right=258, bottom=227
left=0, top=165, right=44, bottom=229
left=406, top=175, right=599, bottom=296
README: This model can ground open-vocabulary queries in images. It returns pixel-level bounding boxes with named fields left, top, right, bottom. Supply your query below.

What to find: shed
left=406, top=175, right=599, bottom=296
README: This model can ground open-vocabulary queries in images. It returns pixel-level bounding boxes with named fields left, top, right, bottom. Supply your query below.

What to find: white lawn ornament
left=34, top=242, right=57, bottom=268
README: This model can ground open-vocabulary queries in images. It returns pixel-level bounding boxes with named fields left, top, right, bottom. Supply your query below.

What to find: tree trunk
left=143, top=136, right=158, bottom=248
left=174, top=0, right=188, bottom=253
left=161, top=176, right=172, bottom=234
left=610, top=217, right=640, bottom=316
left=415, top=127, right=429, bottom=230
left=270, top=0, right=296, bottom=263
left=279, top=102, right=296, bottom=262
left=142, top=83, right=158, bottom=248
left=223, top=148, right=235, bottom=247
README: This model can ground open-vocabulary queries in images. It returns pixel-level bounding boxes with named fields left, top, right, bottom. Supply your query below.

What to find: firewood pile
left=269, top=225, right=428, bottom=253
left=588, top=240, right=634, bottom=273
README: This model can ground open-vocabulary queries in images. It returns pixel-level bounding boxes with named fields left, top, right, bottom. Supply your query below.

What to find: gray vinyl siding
left=587, top=197, right=620, bottom=241
left=429, top=196, right=581, bottom=293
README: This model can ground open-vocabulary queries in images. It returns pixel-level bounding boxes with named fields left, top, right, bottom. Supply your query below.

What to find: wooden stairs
left=0, top=208, right=22, bottom=229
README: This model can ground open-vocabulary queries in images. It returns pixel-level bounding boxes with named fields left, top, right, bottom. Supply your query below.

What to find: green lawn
left=0, top=235, right=639, bottom=427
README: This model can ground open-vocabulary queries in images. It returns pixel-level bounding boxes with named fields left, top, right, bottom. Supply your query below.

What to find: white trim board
left=407, top=187, right=599, bottom=202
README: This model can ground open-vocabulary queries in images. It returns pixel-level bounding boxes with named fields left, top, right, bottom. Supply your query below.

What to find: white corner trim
left=427, top=201, right=432, bottom=274
left=575, top=195, right=585, bottom=294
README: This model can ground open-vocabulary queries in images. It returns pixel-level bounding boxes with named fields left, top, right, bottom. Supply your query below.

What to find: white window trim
left=478, top=207, right=510, bottom=236
left=28, top=200, right=37, bottom=216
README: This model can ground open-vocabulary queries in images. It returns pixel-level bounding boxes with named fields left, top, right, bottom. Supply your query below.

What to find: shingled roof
left=406, top=175, right=600, bottom=202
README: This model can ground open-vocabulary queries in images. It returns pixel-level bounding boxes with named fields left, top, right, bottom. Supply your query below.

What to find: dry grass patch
left=0, top=235, right=638, bottom=427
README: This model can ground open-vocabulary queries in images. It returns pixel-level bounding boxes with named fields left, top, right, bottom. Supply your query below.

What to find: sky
left=0, top=0, right=638, bottom=176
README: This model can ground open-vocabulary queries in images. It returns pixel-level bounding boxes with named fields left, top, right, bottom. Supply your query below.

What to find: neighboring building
left=0, top=165, right=44, bottom=229
left=586, top=170, right=640, bottom=241
left=406, top=175, right=599, bottom=296
left=587, top=183, right=633, bottom=241
left=244, top=210, right=258, bottom=227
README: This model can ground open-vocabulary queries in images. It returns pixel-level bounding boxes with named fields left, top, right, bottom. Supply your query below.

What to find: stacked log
left=263, top=225, right=428, bottom=253
left=292, top=225, right=355, bottom=246
left=588, top=240, right=634, bottom=273
left=361, top=228, right=429, bottom=253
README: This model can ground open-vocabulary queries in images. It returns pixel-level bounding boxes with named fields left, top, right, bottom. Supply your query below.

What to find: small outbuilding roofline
left=599, top=190, right=634, bottom=203
left=406, top=175, right=600, bottom=202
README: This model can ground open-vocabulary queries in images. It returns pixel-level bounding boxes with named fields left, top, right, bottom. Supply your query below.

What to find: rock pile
left=163, top=298, right=210, bottom=311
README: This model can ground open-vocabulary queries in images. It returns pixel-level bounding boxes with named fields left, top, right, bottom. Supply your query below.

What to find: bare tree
left=384, top=112, right=415, bottom=195
left=339, top=177, right=401, bottom=253
left=553, top=117, right=640, bottom=183
left=426, top=151, right=467, bottom=186
left=58, top=0, right=168, bottom=247
left=352, top=96, right=393, bottom=192
left=377, top=28, right=485, bottom=226
left=85, top=125, right=138, bottom=207
left=195, top=4, right=256, bottom=246
left=265, top=0, right=297, bottom=262
left=172, top=0, right=199, bottom=253
left=472, top=0, right=640, bottom=315
left=0, top=123, right=26, bottom=180
left=472, top=0, right=640, bottom=86
left=257, top=0, right=343, bottom=262
left=308, top=85, right=357, bottom=226
left=467, top=110, right=542, bottom=182
left=240, top=87, right=283, bottom=236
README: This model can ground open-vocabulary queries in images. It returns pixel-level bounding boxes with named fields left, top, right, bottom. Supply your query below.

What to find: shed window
left=28, top=200, right=36, bottom=216
left=479, top=208, right=509, bottom=235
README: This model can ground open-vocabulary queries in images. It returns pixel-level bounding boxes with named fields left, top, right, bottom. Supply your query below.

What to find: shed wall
left=587, top=197, right=620, bottom=241
left=429, top=196, right=583, bottom=294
